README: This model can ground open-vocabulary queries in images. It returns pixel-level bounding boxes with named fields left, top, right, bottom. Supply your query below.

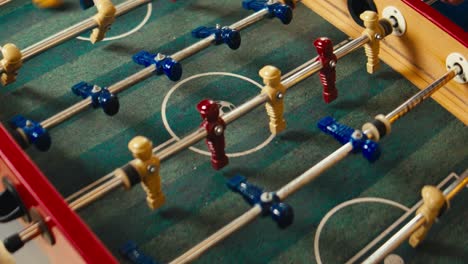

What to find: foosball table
left=0, top=0, right=466, bottom=263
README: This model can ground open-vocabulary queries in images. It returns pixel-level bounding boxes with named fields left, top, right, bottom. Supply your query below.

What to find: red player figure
left=314, top=37, right=338, bottom=104
left=197, top=99, right=229, bottom=170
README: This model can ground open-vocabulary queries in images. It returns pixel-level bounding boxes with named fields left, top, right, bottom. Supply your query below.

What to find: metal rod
left=170, top=66, right=459, bottom=263
left=46, top=35, right=368, bottom=217
left=354, top=71, right=463, bottom=262
left=30, top=35, right=385, bottom=262
left=171, top=36, right=217, bottom=62
left=62, top=49, right=323, bottom=213
left=158, top=36, right=371, bottom=162
left=41, top=65, right=156, bottom=129
left=41, top=99, right=92, bottom=129
left=69, top=176, right=123, bottom=211
left=346, top=172, right=459, bottom=264
left=108, top=65, right=157, bottom=94
left=229, top=8, right=270, bottom=31
left=276, top=143, right=354, bottom=199
left=346, top=200, right=423, bottom=264
left=385, top=67, right=459, bottom=124
left=444, top=170, right=468, bottom=201
left=334, top=35, right=370, bottom=59
left=169, top=206, right=263, bottom=264
left=39, top=35, right=374, bottom=253
left=65, top=138, right=177, bottom=205
left=280, top=37, right=353, bottom=81
left=281, top=35, right=369, bottom=89
left=362, top=171, right=467, bottom=264
left=170, top=142, right=354, bottom=264
left=40, top=8, right=272, bottom=130
left=9, top=175, right=124, bottom=249
left=65, top=173, right=115, bottom=203
left=157, top=128, right=206, bottom=160
left=59, top=138, right=180, bottom=211
left=171, top=8, right=269, bottom=62
left=0, top=0, right=149, bottom=74
left=0, top=0, right=11, bottom=6
left=362, top=214, right=426, bottom=264
left=18, top=222, right=42, bottom=243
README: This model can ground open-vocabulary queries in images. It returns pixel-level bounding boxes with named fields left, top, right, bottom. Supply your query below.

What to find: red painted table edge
left=403, top=0, right=468, bottom=47
left=0, top=124, right=117, bottom=264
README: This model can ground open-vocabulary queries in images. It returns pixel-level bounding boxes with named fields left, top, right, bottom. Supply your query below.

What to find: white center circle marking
left=314, top=197, right=410, bottom=264
left=76, top=3, right=152, bottom=42
left=161, top=72, right=275, bottom=158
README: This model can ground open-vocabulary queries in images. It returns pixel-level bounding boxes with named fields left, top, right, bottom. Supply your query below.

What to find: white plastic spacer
left=446, top=53, right=467, bottom=84
left=382, top=6, right=406, bottom=37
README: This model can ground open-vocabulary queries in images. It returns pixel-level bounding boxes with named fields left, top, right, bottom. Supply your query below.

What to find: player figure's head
left=314, top=37, right=334, bottom=56
left=421, top=186, right=446, bottom=210
left=128, top=136, right=153, bottom=161
left=259, top=65, right=281, bottom=87
left=197, top=99, right=220, bottom=121
left=1, top=43, right=22, bottom=66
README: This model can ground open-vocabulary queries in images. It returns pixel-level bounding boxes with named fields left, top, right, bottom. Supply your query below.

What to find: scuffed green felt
left=0, top=1, right=466, bottom=263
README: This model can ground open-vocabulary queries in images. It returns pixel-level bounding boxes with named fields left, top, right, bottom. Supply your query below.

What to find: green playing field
left=0, top=0, right=467, bottom=263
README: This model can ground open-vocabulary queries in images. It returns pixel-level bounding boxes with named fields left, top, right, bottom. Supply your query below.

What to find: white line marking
left=76, top=3, right=152, bottom=42
left=161, top=72, right=275, bottom=158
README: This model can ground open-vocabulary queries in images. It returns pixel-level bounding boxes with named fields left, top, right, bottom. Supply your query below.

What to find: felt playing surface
left=0, top=1, right=467, bottom=263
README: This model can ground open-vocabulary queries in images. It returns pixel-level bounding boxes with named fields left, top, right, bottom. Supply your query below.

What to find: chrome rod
left=276, top=143, right=354, bottom=199
left=169, top=206, right=262, bottom=264
left=281, top=35, right=369, bottom=89
left=41, top=99, right=92, bottom=129
left=69, top=176, right=123, bottom=211
left=65, top=173, right=115, bottom=203
left=39, top=8, right=273, bottom=130
left=0, top=0, right=11, bottom=6
left=108, top=64, right=157, bottom=94
left=157, top=127, right=207, bottom=161
left=171, top=8, right=269, bottom=62
left=48, top=35, right=375, bottom=250
left=362, top=171, right=467, bottom=264
left=281, top=37, right=354, bottom=81
left=362, top=214, right=426, bottom=264
left=229, top=8, right=270, bottom=31
left=41, top=65, right=156, bottom=129
left=18, top=222, right=42, bottom=243
left=170, top=64, right=458, bottom=264
left=0, top=0, right=149, bottom=74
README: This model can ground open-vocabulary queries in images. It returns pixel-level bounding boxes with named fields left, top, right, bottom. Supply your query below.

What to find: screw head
left=155, top=53, right=166, bottom=61
left=92, top=85, right=101, bottom=93
left=352, top=130, right=363, bottom=140
left=147, top=165, right=156, bottom=174
left=214, top=125, right=224, bottom=136
left=261, top=192, right=273, bottom=203
left=276, top=92, right=284, bottom=100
